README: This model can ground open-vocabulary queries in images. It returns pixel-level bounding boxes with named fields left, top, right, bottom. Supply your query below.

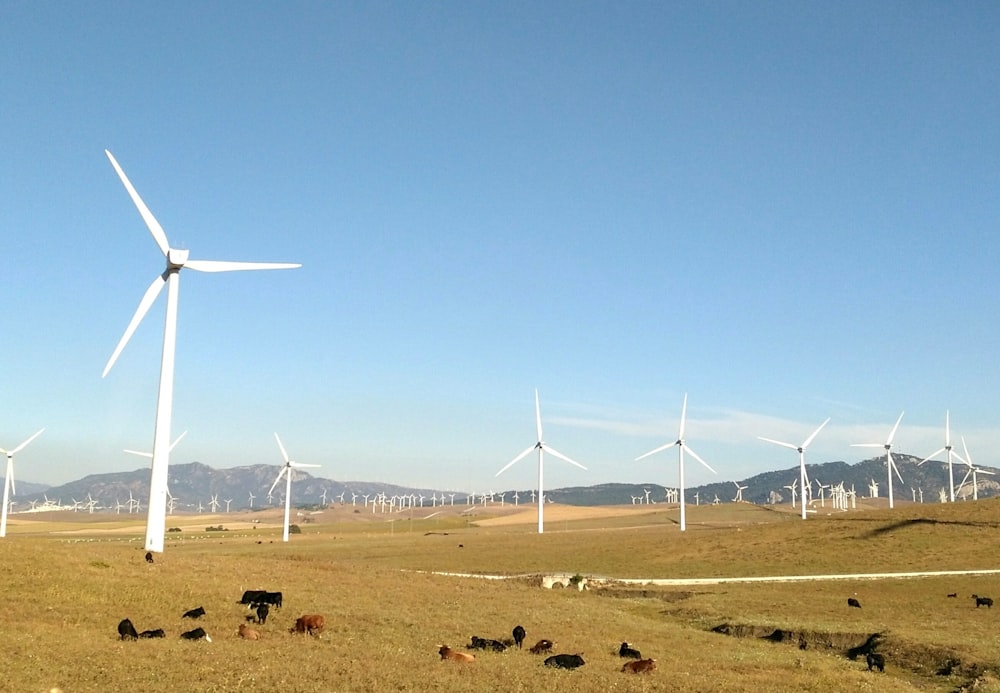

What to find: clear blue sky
left=2, top=2, right=998, bottom=494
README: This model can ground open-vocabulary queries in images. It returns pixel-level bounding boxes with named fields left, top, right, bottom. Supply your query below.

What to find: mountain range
left=5, top=454, right=996, bottom=513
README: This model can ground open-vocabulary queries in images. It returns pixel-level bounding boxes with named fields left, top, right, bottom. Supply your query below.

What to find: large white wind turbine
left=956, top=437, right=994, bottom=501
left=101, top=150, right=300, bottom=553
left=269, top=433, right=320, bottom=542
left=0, top=429, right=44, bottom=538
left=758, top=418, right=829, bottom=520
left=495, top=390, right=586, bottom=534
left=852, top=412, right=905, bottom=509
left=917, top=411, right=963, bottom=502
left=635, top=394, right=716, bottom=532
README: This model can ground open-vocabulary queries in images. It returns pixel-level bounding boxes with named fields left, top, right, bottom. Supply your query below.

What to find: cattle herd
left=438, top=626, right=658, bottom=674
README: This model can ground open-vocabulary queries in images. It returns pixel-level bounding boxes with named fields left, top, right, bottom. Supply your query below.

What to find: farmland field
left=2, top=499, right=1000, bottom=692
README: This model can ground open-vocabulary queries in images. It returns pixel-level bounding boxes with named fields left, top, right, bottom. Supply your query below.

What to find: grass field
left=2, top=498, right=1000, bottom=692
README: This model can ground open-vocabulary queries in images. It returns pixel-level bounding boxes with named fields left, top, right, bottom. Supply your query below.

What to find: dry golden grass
left=2, top=499, right=1000, bottom=691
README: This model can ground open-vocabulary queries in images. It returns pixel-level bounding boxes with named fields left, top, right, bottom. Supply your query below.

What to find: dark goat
left=545, top=653, right=585, bottom=669
left=866, top=652, right=885, bottom=672
left=847, top=598, right=862, bottom=608
left=619, top=642, right=641, bottom=659
left=117, top=618, right=138, bottom=641
left=512, top=624, right=526, bottom=649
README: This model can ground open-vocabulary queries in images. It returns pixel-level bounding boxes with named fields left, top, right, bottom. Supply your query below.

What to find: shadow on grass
left=860, top=517, right=1000, bottom=537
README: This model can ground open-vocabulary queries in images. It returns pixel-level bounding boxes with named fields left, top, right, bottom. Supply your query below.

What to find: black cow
left=238, top=590, right=268, bottom=605
left=468, top=635, right=507, bottom=652
left=512, top=625, right=526, bottom=649
left=848, top=598, right=862, bottom=608
left=256, top=603, right=269, bottom=624
left=117, top=618, right=138, bottom=641
left=544, top=653, right=585, bottom=669
left=974, top=595, right=994, bottom=608
left=866, top=652, right=885, bottom=672
left=619, top=642, right=641, bottom=659
left=182, top=606, right=206, bottom=619
left=139, top=629, right=165, bottom=639
left=144, top=551, right=154, bottom=564
left=180, top=627, right=211, bottom=641
left=947, top=593, right=958, bottom=598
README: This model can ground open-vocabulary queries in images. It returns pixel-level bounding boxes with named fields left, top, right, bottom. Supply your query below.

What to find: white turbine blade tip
left=758, top=436, right=798, bottom=451
left=185, top=259, right=301, bottom=273
left=635, top=441, right=676, bottom=461
left=545, top=446, right=586, bottom=470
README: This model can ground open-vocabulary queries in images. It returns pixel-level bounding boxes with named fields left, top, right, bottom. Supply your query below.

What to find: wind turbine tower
left=0, top=429, right=44, bottom=538
left=635, top=394, right=717, bottom=532
left=758, top=418, right=829, bottom=520
left=852, top=412, right=904, bottom=509
left=101, top=151, right=300, bottom=553
left=918, top=411, right=962, bottom=502
left=269, top=433, right=320, bottom=542
left=495, top=390, right=586, bottom=534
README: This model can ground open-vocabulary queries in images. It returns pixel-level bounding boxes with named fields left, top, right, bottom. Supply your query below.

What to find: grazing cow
left=238, top=590, right=267, bottom=606
left=438, top=645, right=475, bottom=662
left=512, top=625, right=526, bottom=649
left=138, top=629, right=165, bottom=639
left=622, top=658, right=658, bottom=674
left=180, top=627, right=211, bottom=642
left=257, top=591, right=283, bottom=609
left=182, top=606, right=206, bottom=619
left=238, top=624, right=261, bottom=640
left=144, top=552, right=154, bottom=564
left=973, top=595, right=993, bottom=608
left=544, top=653, right=585, bottom=669
left=619, top=642, right=641, bottom=659
left=290, top=614, right=325, bottom=636
left=847, top=598, right=862, bottom=608
left=866, top=652, right=885, bottom=672
left=256, top=603, right=269, bottom=625
left=529, top=639, right=554, bottom=654
left=117, top=618, right=138, bottom=641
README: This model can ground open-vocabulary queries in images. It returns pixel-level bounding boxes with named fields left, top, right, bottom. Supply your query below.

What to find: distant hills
left=4, top=454, right=996, bottom=513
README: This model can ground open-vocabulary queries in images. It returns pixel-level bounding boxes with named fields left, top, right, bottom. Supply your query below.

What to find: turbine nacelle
left=167, top=248, right=190, bottom=268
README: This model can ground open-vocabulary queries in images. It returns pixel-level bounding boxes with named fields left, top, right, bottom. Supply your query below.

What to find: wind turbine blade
left=888, top=451, right=904, bottom=483
left=496, top=445, right=536, bottom=477
left=958, top=467, right=973, bottom=490
left=543, top=445, right=587, bottom=471
left=635, top=441, right=677, bottom=461
left=105, top=150, right=170, bottom=256
left=124, top=449, right=152, bottom=458
left=185, top=259, right=301, bottom=273
left=102, top=272, right=167, bottom=377
left=961, top=437, right=973, bottom=467
left=757, top=436, right=799, bottom=451
left=170, top=430, right=188, bottom=452
left=802, top=418, right=831, bottom=448
left=11, top=428, right=45, bottom=454
left=678, top=393, right=688, bottom=440
left=289, top=462, right=321, bottom=469
left=944, top=410, right=951, bottom=447
left=886, top=411, right=905, bottom=445
left=918, top=448, right=945, bottom=466
left=274, top=433, right=290, bottom=464
left=684, top=445, right=717, bottom=474
left=534, top=389, right=543, bottom=443
left=851, top=443, right=883, bottom=448
left=268, top=468, right=287, bottom=497
left=977, top=469, right=996, bottom=476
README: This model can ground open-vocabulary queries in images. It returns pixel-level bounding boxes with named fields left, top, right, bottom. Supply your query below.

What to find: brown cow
left=622, top=658, right=658, bottom=674
left=289, top=614, right=325, bottom=636
left=438, top=645, right=475, bottom=662
left=238, top=624, right=261, bottom=640
left=529, top=639, right=554, bottom=654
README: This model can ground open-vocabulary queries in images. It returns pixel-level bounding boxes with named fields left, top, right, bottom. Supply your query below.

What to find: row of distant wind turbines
left=2, top=152, right=991, bottom=550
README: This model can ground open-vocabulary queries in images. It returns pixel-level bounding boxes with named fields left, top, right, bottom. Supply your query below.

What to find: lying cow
left=847, top=598, right=862, bottom=608
left=468, top=635, right=507, bottom=652
left=438, top=645, right=475, bottom=662
left=619, top=642, right=641, bottom=659
left=238, top=624, right=262, bottom=640
left=117, top=618, right=138, bottom=641
left=622, top=658, right=657, bottom=674
left=529, top=639, right=554, bottom=654
left=866, top=652, right=885, bottom=672
left=138, top=629, right=165, bottom=639
left=290, top=614, right=325, bottom=636
left=545, top=653, right=585, bottom=669
left=182, top=606, right=206, bottom=619
left=180, top=627, right=211, bottom=642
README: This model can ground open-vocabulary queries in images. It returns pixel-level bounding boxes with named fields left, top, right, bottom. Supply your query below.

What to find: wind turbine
left=635, top=394, right=717, bottom=532
left=852, top=412, right=905, bottom=509
left=918, top=411, right=963, bottom=502
left=732, top=481, right=748, bottom=503
left=101, top=150, right=300, bottom=553
left=758, top=418, right=829, bottom=520
left=269, top=433, right=320, bottom=542
left=956, top=437, right=995, bottom=501
left=495, top=390, right=586, bottom=534
left=1, top=429, right=44, bottom=538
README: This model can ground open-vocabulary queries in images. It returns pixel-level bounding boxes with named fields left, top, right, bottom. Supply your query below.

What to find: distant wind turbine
left=101, top=150, right=300, bottom=553
left=917, top=411, right=963, bottom=502
left=269, top=433, right=320, bottom=542
left=852, top=412, right=905, bottom=509
left=635, top=394, right=716, bottom=532
left=956, top=437, right=994, bottom=501
left=758, top=418, right=829, bottom=520
left=495, top=390, right=586, bottom=534
left=0, top=429, right=44, bottom=538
